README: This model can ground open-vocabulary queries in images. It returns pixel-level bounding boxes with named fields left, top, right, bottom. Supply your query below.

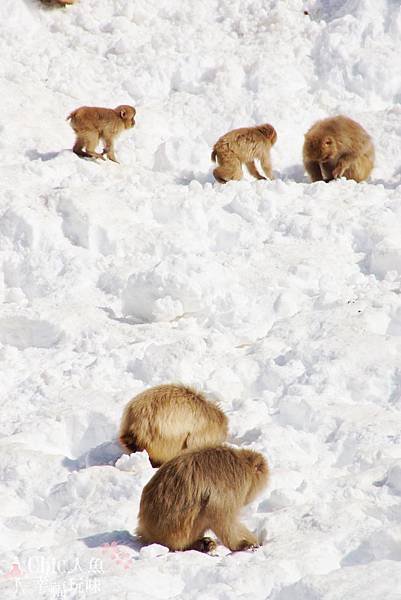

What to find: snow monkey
left=211, top=123, right=277, bottom=183
left=303, top=115, right=374, bottom=183
left=137, top=445, right=269, bottom=553
left=119, top=384, right=228, bottom=467
left=67, top=105, right=136, bottom=163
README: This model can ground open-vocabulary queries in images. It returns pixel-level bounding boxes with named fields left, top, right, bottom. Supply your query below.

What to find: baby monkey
left=303, top=115, right=374, bottom=183
left=211, top=124, right=277, bottom=183
left=137, top=445, right=269, bottom=553
left=67, top=105, right=136, bottom=163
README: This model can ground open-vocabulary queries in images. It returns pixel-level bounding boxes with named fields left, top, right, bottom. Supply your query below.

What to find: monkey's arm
left=102, top=134, right=119, bottom=163
left=260, top=154, right=273, bottom=179
left=246, top=161, right=266, bottom=180
left=210, top=510, right=259, bottom=551
left=332, top=153, right=358, bottom=179
left=304, top=160, right=323, bottom=182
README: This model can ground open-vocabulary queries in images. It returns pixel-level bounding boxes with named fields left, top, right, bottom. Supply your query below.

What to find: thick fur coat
left=303, top=115, right=374, bottom=182
left=119, top=384, right=228, bottom=466
left=137, top=445, right=269, bottom=552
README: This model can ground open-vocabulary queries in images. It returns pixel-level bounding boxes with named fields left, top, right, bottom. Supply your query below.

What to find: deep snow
left=1, top=0, right=401, bottom=598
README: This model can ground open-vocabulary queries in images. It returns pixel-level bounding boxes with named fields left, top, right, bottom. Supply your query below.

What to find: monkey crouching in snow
left=137, top=445, right=269, bottom=553
left=303, top=115, right=374, bottom=183
left=119, top=384, right=228, bottom=467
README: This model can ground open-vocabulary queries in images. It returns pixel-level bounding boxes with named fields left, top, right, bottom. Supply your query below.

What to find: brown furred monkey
left=137, top=445, right=269, bottom=553
left=119, top=384, right=228, bottom=467
left=211, top=124, right=277, bottom=183
left=67, top=105, right=136, bottom=163
left=303, top=115, right=374, bottom=183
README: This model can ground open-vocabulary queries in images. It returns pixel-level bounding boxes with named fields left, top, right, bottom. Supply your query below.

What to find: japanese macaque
left=67, top=105, right=136, bottom=163
left=303, top=115, right=374, bottom=183
left=211, top=124, right=277, bottom=183
left=137, top=445, right=269, bottom=552
left=119, top=384, right=228, bottom=467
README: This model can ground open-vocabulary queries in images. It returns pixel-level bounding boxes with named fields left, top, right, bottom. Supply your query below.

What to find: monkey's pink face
left=127, top=111, right=136, bottom=128
left=124, top=109, right=136, bottom=129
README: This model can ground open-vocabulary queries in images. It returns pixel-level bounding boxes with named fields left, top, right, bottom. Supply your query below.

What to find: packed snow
left=1, top=0, right=401, bottom=598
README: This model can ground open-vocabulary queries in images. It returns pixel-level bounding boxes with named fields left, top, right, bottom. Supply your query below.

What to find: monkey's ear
left=120, top=109, right=127, bottom=119
left=244, top=451, right=266, bottom=474
left=255, top=460, right=266, bottom=474
left=265, top=124, right=276, bottom=139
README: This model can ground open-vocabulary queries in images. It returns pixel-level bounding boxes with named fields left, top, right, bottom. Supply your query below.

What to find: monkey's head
left=240, top=449, right=269, bottom=503
left=305, top=133, right=338, bottom=162
left=258, top=124, right=277, bottom=146
left=115, top=105, right=136, bottom=129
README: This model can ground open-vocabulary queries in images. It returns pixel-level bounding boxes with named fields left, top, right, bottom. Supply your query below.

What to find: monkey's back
left=120, top=384, right=228, bottom=464
left=67, top=106, right=119, bottom=134
left=137, top=446, right=256, bottom=541
left=306, top=115, right=374, bottom=156
left=213, top=127, right=269, bottom=162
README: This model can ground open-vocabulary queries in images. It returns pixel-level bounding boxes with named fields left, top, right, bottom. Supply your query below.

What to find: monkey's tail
left=211, top=149, right=217, bottom=162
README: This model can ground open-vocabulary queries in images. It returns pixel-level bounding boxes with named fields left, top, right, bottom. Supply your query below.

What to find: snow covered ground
left=1, top=0, right=401, bottom=597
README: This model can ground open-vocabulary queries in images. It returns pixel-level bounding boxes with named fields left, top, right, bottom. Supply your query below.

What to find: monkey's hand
left=193, top=537, right=217, bottom=554
left=238, top=540, right=260, bottom=552
left=333, top=156, right=351, bottom=179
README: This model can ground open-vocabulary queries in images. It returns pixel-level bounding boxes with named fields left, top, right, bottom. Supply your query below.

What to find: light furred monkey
left=303, top=115, right=374, bottom=183
left=211, top=124, right=277, bottom=183
left=119, top=384, right=228, bottom=467
left=137, top=445, right=269, bottom=552
left=67, top=105, right=136, bottom=163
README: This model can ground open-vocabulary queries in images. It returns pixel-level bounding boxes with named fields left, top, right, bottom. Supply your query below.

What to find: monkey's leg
left=73, top=134, right=104, bottom=160
left=343, top=155, right=373, bottom=182
left=72, top=137, right=87, bottom=158
left=210, top=512, right=259, bottom=552
left=213, top=158, right=243, bottom=183
left=188, top=537, right=217, bottom=553
left=246, top=161, right=266, bottom=180
left=184, top=516, right=216, bottom=553
left=85, top=133, right=106, bottom=160
left=260, top=154, right=274, bottom=180
left=102, top=135, right=119, bottom=163
left=304, top=160, right=323, bottom=182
